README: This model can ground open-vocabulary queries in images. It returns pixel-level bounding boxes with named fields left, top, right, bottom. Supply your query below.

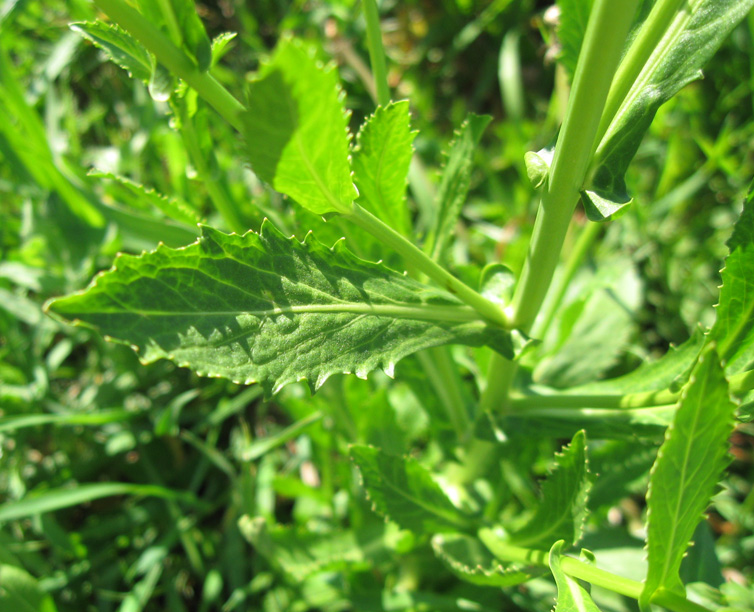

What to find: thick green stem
left=362, top=0, right=391, bottom=107
left=481, top=0, right=640, bottom=412
left=92, top=0, right=246, bottom=132
left=347, top=203, right=509, bottom=327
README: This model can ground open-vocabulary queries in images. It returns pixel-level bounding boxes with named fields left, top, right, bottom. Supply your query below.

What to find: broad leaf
left=641, top=344, right=736, bottom=607
left=508, top=430, right=591, bottom=549
left=47, top=222, right=515, bottom=396
left=432, top=533, right=544, bottom=587
left=352, top=101, right=415, bottom=237
left=588, top=0, right=754, bottom=212
left=238, top=516, right=374, bottom=581
left=243, top=38, right=357, bottom=215
left=548, top=541, right=602, bottom=612
left=710, top=192, right=754, bottom=375
left=429, top=114, right=491, bottom=261
left=70, top=21, right=152, bottom=83
left=0, top=565, right=58, bottom=612
left=350, top=444, right=474, bottom=534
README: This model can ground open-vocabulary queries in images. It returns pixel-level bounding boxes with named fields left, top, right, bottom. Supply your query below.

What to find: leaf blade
left=641, top=344, right=737, bottom=605
left=243, top=38, right=357, bottom=215
left=46, top=222, right=515, bottom=396
left=549, top=541, right=602, bottom=612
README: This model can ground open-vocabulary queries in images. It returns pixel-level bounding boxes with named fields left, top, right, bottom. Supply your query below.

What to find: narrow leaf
left=46, top=222, right=516, bottom=397
left=352, top=101, right=415, bottom=237
left=168, top=0, right=212, bottom=71
left=549, top=540, right=602, bottom=612
left=508, top=430, right=591, bottom=549
left=589, top=0, right=754, bottom=207
left=70, top=21, right=152, bottom=83
left=350, top=444, right=475, bottom=534
left=243, top=38, right=357, bottom=215
left=430, top=114, right=491, bottom=261
left=710, top=191, right=754, bottom=374
left=641, top=344, right=736, bottom=606
left=432, top=533, right=544, bottom=587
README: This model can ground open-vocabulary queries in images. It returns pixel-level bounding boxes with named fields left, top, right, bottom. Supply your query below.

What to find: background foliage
left=1, top=1, right=754, bottom=610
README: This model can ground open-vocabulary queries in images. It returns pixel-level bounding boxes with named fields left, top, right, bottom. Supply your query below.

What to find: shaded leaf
left=710, top=192, right=754, bottom=374
left=429, top=114, right=491, bottom=261
left=580, top=188, right=631, bottom=222
left=243, top=38, right=357, bottom=215
left=432, top=533, right=544, bottom=587
left=589, top=0, right=754, bottom=207
left=47, top=222, right=516, bottom=397
left=352, top=101, right=415, bottom=237
left=0, top=565, right=58, bottom=612
left=508, top=431, right=591, bottom=549
left=70, top=21, right=152, bottom=83
left=549, top=541, right=602, bottom=612
left=641, top=345, right=736, bottom=606
left=350, top=444, right=474, bottom=534
left=554, top=0, right=593, bottom=78
left=238, top=516, right=374, bottom=581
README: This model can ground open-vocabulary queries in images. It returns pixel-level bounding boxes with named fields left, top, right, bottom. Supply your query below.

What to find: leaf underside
left=46, top=222, right=513, bottom=396
left=350, top=444, right=474, bottom=535
left=641, top=344, right=736, bottom=606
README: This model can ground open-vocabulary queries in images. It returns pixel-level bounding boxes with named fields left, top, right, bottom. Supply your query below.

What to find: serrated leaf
left=167, top=0, right=212, bottom=71
left=432, top=533, right=544, bottom=587
left=238, top=516, right=372, bottom=581
left=70, top=21, right=152, bottom=83
left=352, top=101, right=415, bottom=237
left=641, top=344, right=737, bottom=607
left=429, top=114, right=491, bottom=261
left=549, top=541, right=602, bottom=612
left=589, top=0, right=754, bottom=206
left=46, top=222, right=514, bottom=396
left=243, top=38, right=357, bottom=215
left=508, top=431, right=591, bottom=549
left=211, top=32, right=237, bottom=66
left=350, top=444, right=475, bottom=534
left=0, top=565, right=58, bottom=612
left=710, top=192, right=754, bottom=375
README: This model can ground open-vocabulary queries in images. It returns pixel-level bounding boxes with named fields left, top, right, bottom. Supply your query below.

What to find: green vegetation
left=2, top=1, right=754, bottom=610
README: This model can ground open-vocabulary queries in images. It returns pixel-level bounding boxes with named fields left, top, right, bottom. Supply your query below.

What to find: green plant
left=2, top=0, right=754, bottom=610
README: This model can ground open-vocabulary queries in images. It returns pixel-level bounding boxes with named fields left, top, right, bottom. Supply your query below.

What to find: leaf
left=508, top=431, right=591, bottom=549
left=554, top=0, right=593, bottom=78
left=211, top=32, right=237, bottom=65
left=243, top=38, right=357, bottom=215
left=0, top=483, right=202, bottom=522
left=548, top=541, right=602, bottom=612
left=70, top=21, right=152, bottom=83
left=46, top=222, right=516, bottom=396
left=580, top=188, right=631, bottom=222
left=429, top=114, right=492, bottom=261
left=350, top=444, right=474, bottom=534
left=524, top=147, right=554, bottom=189
left=0, top=565, right=58, bottom=612
left=710, top=191, right=754, bottom=375
left=167, top=0, right=212, bottom=72
left=432, top=533, right=544, bottom=587
left=352, top=101, right=415, bottom=237
left=589, top=0, right=754, bottom=208
left=641, top=344, right=737, bottom=607
left=238, top=516, right=373, bottom=581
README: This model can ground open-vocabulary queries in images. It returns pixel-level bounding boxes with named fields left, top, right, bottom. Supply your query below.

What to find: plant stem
left=478, top=534, right=713, bottom=612
left=92, top=0, right=246, bottom=132
left=362, top=0, right=391, bottom=107
left=481, top=0, right=640, bottom=412
left=347, top=203, right=509, bottom=327
left=417, top=349, right=470, bottom=440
